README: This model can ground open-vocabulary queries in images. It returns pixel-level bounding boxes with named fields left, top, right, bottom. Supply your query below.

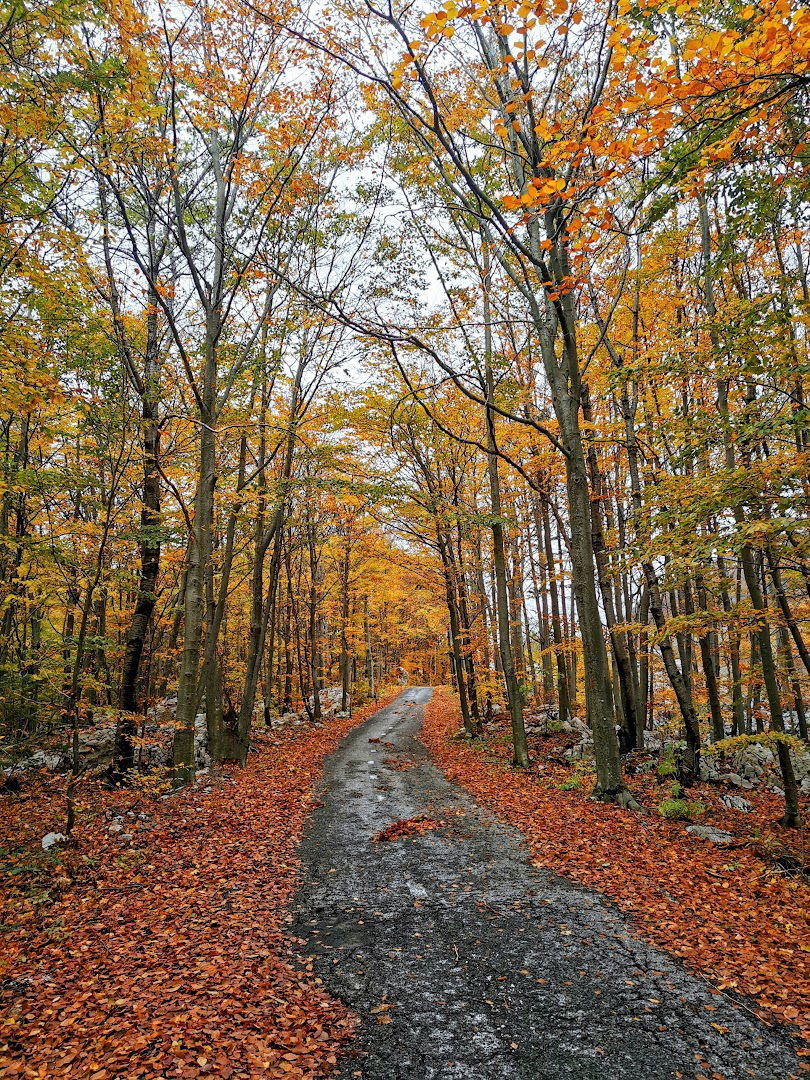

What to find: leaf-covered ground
left=0, top=697, right=396, bottom=1079
left=422, top=689, right=810, bottom=1055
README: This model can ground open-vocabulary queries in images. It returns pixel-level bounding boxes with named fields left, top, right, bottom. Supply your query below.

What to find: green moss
left=658, top=797, right=706, bottom=820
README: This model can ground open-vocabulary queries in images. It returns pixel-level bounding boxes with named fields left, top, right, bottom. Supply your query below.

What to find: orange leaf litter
left=0, top=694, right=397, bottom=1079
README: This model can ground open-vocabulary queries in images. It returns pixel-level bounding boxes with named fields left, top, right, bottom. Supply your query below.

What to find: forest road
left=290, top=688, right=802, bottom=1080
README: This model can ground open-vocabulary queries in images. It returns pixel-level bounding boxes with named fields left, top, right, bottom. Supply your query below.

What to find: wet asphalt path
left=291, top=688, right=802, bottom=1079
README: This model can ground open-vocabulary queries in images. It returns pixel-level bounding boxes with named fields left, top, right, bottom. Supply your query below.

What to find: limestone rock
left=720, top=795, right=753, bottom=812
left=41, top=832, right=66, bottom=851
left=686, top=825, right=734, bottom=844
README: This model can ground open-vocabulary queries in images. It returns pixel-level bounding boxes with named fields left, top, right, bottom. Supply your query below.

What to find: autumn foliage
left=1, top=0, right=809, bottom=1071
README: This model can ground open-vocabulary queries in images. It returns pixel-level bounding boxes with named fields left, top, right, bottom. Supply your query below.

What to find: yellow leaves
left=420, top=3, right=461, bottom=38
left=533, top=117, right=552, bottom=140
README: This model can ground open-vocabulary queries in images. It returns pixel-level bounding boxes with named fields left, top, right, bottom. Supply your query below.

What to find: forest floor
left=292, top=688, right=805, bottom=1079
left=2, top=688, right=808, bottom=1079
left=0, top=693, right=400, bottom=1079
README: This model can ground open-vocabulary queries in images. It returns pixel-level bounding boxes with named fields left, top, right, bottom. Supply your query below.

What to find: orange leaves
left=0, top=698, right=399, bottom=1078
left=373, top=813, right=445, bottom=841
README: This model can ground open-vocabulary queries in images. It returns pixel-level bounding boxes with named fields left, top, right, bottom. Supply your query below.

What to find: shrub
left=559, top=762, right=595, bottom=791
left=559, top=775, right=582, bottom=791
left=656, top=747, right=677, bottom=778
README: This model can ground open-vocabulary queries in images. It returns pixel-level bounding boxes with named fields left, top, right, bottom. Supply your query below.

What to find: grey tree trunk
left=581, top=387, right=642, bottom=751
left=717, top=554, right=746, bottom=737
left=537, top=498, right=570, bottom=721
left=339, top=542, right=351, bottom=714
left=172, top=392, right=215, bottom=782
left=364, top=596, right=376, bottom=700
left=482, top=264, right=528, bottom=766
left=739, top=545, right=800, bottom=826
left=696, top=579, right=724, bottom=742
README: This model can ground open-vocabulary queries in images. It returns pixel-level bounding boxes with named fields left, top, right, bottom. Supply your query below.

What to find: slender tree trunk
left=537, top=497, right=570, bottom=722
left=778, top=624, right=808, bottom=741
left=438, top=530, right=475, bottom=735
left=766, top=549, right=810, bottom=679
left=637, top=583, right=650, bottom=737
left=452, top=512, right=482, bottom=728
left=582, top=387, right=642, bottom=750
left=364, top=596, right=376, bottom=699
left=696, top=578, right=725, bottom=742
left=118, top=291, right=161, bottom=771
left=482, top=260, right=528, bottom=766
left=739, top=544, right=800, bottom=825
left=173, top=319, right=217, bottom=783
left=526, top=523, right=554, bottom=698
left=618, top=373, right=702, bottom=779
left=339, top=540, right=351, bottom=714
left=718, top=554, right=745, bottom=737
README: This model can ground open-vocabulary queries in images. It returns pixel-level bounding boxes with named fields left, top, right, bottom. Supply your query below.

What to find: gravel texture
left=291, top=688, right=802, bottom=1079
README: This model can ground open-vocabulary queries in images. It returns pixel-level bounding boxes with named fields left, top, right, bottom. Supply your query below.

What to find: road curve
left=291, top=687, right=801, bottom=1079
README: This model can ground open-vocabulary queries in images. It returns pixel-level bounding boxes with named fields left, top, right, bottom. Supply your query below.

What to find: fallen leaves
left=422, top=689, right=810, bottom=1046
left=372, top=815, right=444, bottom=842
left=370, top=999, right=394, bottom=1025
left=382, top=756, right=417, bottom=771
left=0, top=694, right=397, bottom=1079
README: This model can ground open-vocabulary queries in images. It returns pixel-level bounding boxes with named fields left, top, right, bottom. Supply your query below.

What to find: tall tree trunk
left=619, top=381, right=702, bottom=779
left=452, top=509, right=482, bottom=729
left=118, top=290, right=161, bottom=771
left=438, top=530, right=475, bottom=735
left=339, top=540, right=351, bottom=714
left=237, top=359, right=300, bottom=750
left=582, top=387, right=642, bottom=751
left=526, top=522, right=554, bottom=699
left=364, top=596, right=376, bottom=700
left=173, top=315, right=218, bottom=783
left=696, top=577, right=725, bottom=742
left=703, top=201, right=801, bottom=822
left=766, top=549, right=810, bottom=680
left=717, top=554, right=745, bottom=737
left=537, top=497, right=570, bottom=722
left=483, top=264, right=528, bottom=766
left=739, top=544, right=800, bottom=825
left=637, top=583, right=650, bottom=738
